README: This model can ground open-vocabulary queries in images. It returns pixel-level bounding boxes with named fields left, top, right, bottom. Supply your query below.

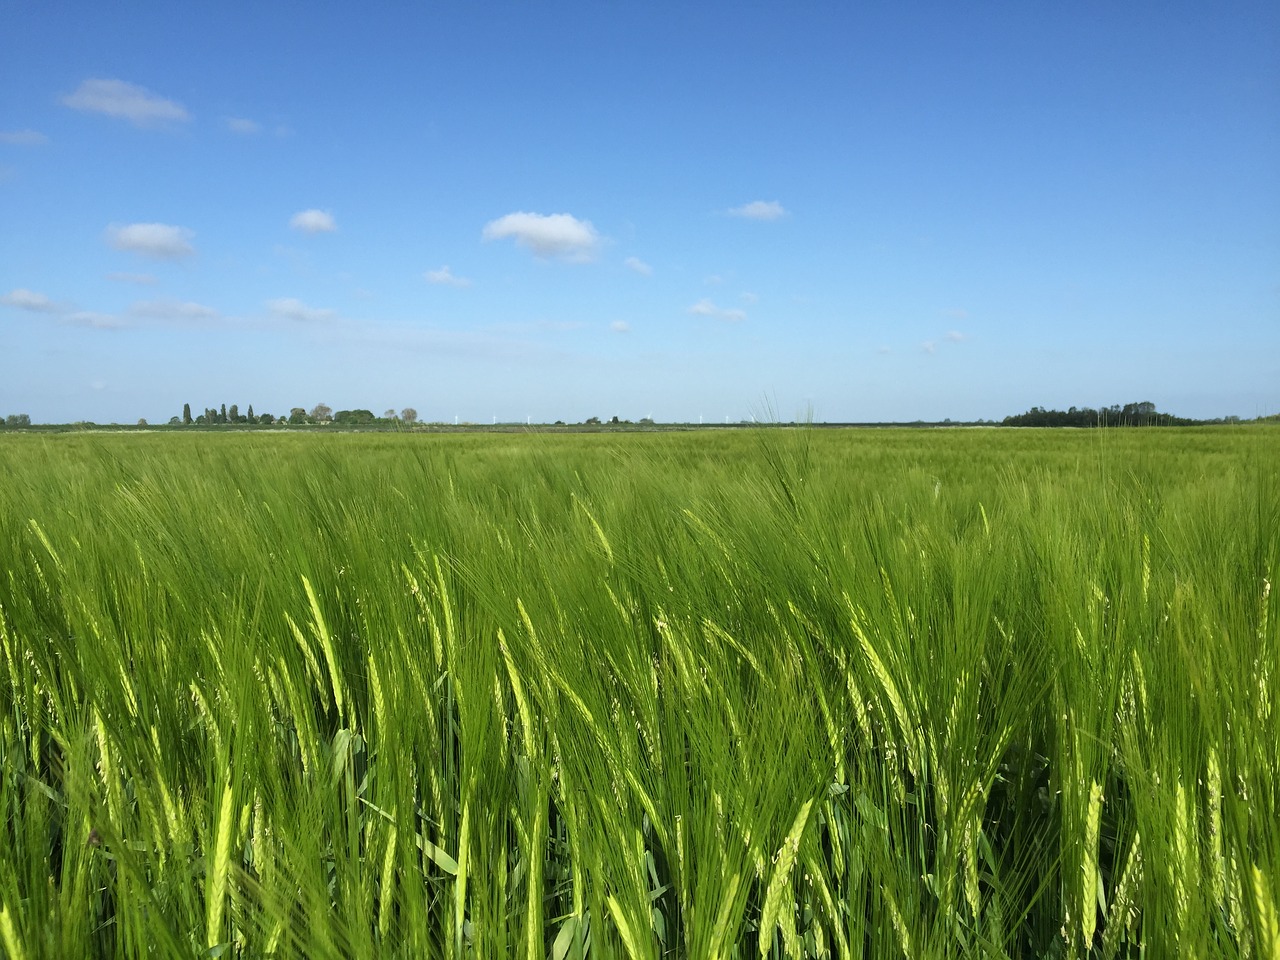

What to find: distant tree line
left=1002, top=401, right=1223, bottom=427
left=176, top=403, right=418, bottom=427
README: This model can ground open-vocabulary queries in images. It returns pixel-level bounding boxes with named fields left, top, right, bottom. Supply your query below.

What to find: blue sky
left=2, top=2, right=1277, bottom=424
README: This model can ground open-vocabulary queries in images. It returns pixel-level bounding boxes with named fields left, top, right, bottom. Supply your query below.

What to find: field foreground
left=0, top=428, right=1276, bottom=958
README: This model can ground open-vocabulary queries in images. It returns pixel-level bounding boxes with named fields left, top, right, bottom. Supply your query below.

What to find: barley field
left=0, top=428, right=1276, bottom=958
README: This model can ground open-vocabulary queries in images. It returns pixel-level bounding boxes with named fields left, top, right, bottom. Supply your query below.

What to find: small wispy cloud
left=946, top=330, right=967, bottom=342
left=105, top=271, right=158, bottom=285
left=2, top=287, right=129, bottom=329
left=106, top=222, right=195, bottom=259
left=610, top=320, right=631, bottom=333
left=0, top=129, right=49, bottom=146
left=62, top=79, right=189, bottom=126
left=267, top=297, right=336, bottom=323
left=704, top=274, right=724, bottom=286
left=1, top=288, right=60, bottom=312
left=290, top=209, right=337, bottom=234
left=688, top=298, right=746, bottom=322
left=69, top=311, right=125, bottom=329
left=225, top=116, right=261, bottom=135
left=482, top=211, right=600, bottom=261
left=728, top=200, right=787, bottom=221
left=624, top=256, right=652, bottom=276
left=129, top=299, right=219, bottom=323
left=943, top=307, right=970, bottom=320
left=425, top=265, right=472, bottom=287
left=740, top=291, right=759, bottom=305
left=921, top=340, right=938, bottom=354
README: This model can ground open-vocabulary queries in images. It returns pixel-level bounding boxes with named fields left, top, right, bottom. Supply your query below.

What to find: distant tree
left=229, top=403, right=240, bottom=423
left=289, top=407, right=308, bottom=425
left=168, top=416, right=181, bottom=425
left=333, top=409, right=376, bottom=425
left=220, top=403, right=228, bottom=424
left=585, top=416, right=601, bottom=425
left=137, top=418, right=148, bottom=427
left=400, top=407, right=418, bottom=424
left=258, top=412, right=275, bottom=425
left=384, top=409, right=397, bottom=420
left=5, top=414, right=32, bottom=427
left=182, top=402, right=192, bottom=425
left=1003, top=401, right=1193, bottom=428
left=247, top=404, right=256, bottom=424
left=310, top=403, right=333, bottom=423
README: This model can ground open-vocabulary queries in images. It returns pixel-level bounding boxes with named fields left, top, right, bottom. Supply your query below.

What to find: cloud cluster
left=2, top=287, right=114, bottom=326
left=1, top=287, right=217, bottom=329
left=610, top=320, right=631, bottom=333
left=425, top=266, right=472, bottom=287
left=62, top=79, right=189, bottom=126
left=624, top=256, right=652, bottom=276
left=290, top=209, right=337, bottom=234
left=107, top=222, right=195, bottom=259
left=1, top=288, right=59, bottom=312
left=482, top=212, right=599, bottom=260
left=267, top=297, right=336, bottom=323
left=226, top=117, right=261, bottom=135
left=728, top=200, right=787, bottom=221
left=0, top=129, right=48, bottom=146
left=688, top=298, right=746, bottom=322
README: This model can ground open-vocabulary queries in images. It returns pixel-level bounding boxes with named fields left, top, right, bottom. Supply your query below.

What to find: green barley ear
left=758, top=798, right=814, bottom=955
left=205, top=777, right=235, bottom=950
left=0, top=904, right=26, bottom=960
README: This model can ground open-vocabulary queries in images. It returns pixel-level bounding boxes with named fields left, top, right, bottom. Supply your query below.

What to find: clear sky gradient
left=2, top=2, right=1277, bottom=423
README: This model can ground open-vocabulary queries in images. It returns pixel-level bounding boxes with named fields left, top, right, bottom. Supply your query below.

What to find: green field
left=0, top=429, right=1276, bottom=958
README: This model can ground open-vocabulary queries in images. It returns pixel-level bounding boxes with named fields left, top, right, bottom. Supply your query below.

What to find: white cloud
left=946, top=330, right=967, bottom=342
left=267, top=297, right=336, bottom=323
left=610, top=320, right=631, bottom=333
left=624, top=256, right=652, bottom=276
left=728, top=200, right=787, bottom=221
left=1, top=288, right=59, bottom=312
left=290, top=209, right=337, bottom=234
left=106, top=223, right=195, bottom=259
left=425, top=265, right=472, bottom=287
left=482, top=211, right=599, bottom=260
left=225, top=117, right=261, bottom=135
left=740, top=291, right=759, bottom=305
left=704, top=274, right=724, bottom=285
left=105, top=271, right=157, bottom=285
left=688, top=298, right=746, bottom=322
left=62, top=79, right=189, bottom=126
left=129, top=299, right=219, bottom=323
left=0, top=129, right=49, bottom=146
left=68, top=311, right=125, bottom=329
left=921, top=340, right=938, bottom=354
left=1, top=287, right=129, bottom=329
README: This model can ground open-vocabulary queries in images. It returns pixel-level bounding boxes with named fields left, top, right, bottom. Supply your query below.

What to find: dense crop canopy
left=0, top=428, right=1276, bottom=957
